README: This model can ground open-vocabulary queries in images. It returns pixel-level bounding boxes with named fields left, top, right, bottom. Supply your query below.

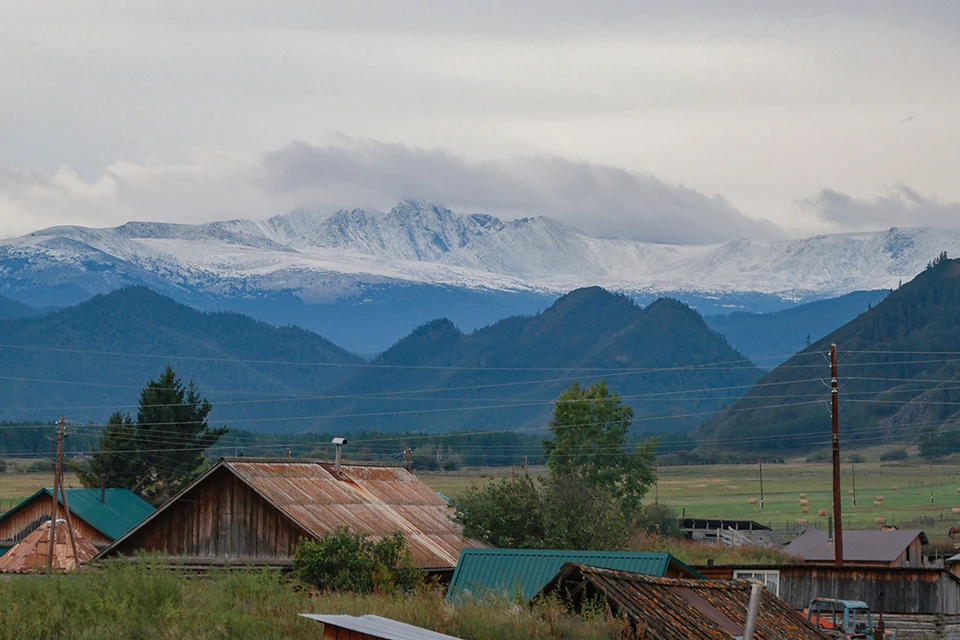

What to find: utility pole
left=47, top=416, right=79, bottom=572
left=830, top=344, right=844, bottom=566
left=851, top=460, right=857, bottom=508
left=759, top=459, right=765, bottom=510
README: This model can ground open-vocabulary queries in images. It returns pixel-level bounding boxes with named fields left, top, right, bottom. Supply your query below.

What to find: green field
left=0, top=471, right=80, bottom=513
left=417, top=458, right=960, bottom=545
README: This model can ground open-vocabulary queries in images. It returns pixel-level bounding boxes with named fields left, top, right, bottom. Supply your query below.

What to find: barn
left=97, top=458, right=482, bottom=570
left=0, top=488, right=155, bottom=555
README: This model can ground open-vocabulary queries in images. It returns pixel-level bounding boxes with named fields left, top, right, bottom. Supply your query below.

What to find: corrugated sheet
left=0, top=520, right=99, bottom=573
left=447, top=548, right=702, bottom=602
left=0, top=488, right=155, bottom=541
left=541, top=564, right=830, bottom=640
left=785, top=529, right=928, bottom=563
left=226, top=460, right=478, bottom=568
left=300, top=614, right=464, bottom=640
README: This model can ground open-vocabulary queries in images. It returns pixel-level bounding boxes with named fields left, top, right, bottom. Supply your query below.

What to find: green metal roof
left=0, top=488, right=155, bottom=541
left=447, top=548, right=704, bottom=602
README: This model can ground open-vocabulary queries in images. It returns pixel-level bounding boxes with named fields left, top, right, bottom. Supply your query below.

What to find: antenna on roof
left=332, top=437, right=347, bottom=475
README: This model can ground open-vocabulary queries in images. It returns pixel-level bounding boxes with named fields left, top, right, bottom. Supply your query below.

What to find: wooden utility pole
left=759, top=459, right=765, bottom=510
left=46, top=416, right=79, bottom=572
left=831, top=344, right=844, bottom=566
left=851, top=460, right=857, bottom=508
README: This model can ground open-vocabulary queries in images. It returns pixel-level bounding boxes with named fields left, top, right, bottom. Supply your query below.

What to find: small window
left=733, top=570, right=780, bottom=597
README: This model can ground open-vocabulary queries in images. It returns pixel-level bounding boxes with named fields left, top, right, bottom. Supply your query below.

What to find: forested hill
left=0, top=294, right=40, bottom=320
left=312, top=287, right=762, bottom=434
left=0, top=287, right=363, bottom=428
left=704, top=289, right=889, bottom=369
left=697, top=255, right=960, bottom=451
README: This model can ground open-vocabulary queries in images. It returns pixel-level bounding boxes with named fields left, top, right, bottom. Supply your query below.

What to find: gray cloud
left=801, top=186, right=960, bottom=232
left=263, top=139, right=782, bottom=244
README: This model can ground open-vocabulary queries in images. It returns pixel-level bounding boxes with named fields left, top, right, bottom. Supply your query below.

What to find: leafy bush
left=0, top=458, right=6, bottom=473
left=879, top=448, right=909, bottom=461
left=25, top=459, right=54, bottom=473
left=847, top=453, right=866, bottom=463
left=636, top=504, right=683, bottom=539
left=805, top=450, right=830, bottom=463
left=293, top=528, right=421, bottom=594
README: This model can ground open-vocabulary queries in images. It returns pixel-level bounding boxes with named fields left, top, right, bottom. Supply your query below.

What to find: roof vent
left=332, top=437, right=347, bottom=475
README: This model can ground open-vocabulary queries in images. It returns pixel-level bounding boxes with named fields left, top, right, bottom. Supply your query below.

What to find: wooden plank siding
left=116, top=467, right=307, bottom=560
left=0, top=498, right=110, bottom=548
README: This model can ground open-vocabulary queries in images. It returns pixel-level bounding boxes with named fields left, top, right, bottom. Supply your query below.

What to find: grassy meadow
left=418, top=453, right=960, bottom=545
left=0, top=469, right=80, bottom=513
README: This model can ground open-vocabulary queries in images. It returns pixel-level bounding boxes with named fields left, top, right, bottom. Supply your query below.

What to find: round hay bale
left=875, top=517, right=886, bottom=525
left=956, top=488, right=960, bottom=494
left=796, top=519, right=808, bottom=525
left=749, top=498, right=759, bottom=505
left=817, top=509, right=829, bottom=517
left=876, top=496, right=884, bottom=502
left=952, top=507, right=960, bottom=515
left=799, top=499, right=809, bottom=506
left=848, top=489, right=855, bottom=495
left=799, top=493, right=808, bottom=499
left=873, top=500, right=883, bottom=507
left=892, top=486, right=899, bottom=491
left=801, top=506, right=811, bottom=514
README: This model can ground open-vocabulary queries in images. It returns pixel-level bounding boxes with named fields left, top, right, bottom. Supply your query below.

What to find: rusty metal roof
left=222, top=459, right=478, bottom=568
left=300, top=614, right=464, bottom=640
left=784, top=529, right=928, bottom=563
left=0, top=520, right=99, bottom=573
left=539, top=564, right=830, bottom=640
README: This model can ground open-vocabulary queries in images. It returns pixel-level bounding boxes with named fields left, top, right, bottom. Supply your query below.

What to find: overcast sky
left=2, top=1, right=959, bottom=243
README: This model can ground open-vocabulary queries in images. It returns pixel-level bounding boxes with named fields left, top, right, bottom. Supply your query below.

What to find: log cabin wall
left=116, top=466, right=306, bottom=559
left=0, top=497, right=110, bottom=546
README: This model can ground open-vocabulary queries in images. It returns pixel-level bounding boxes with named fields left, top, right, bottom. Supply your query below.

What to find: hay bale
left=892, top=486, right=899, bottom=491
left=799, top=493, right=808, bottom=499
left=875, top=517, right=886, bottom=525
left=796, top=519, right=808, bottom=525
left=876, top=496, right=884, bottom=502
left=801, top=506, right=811, bottom=514
left=817, top=509, right=829, bottom=517
left=799, top=499, right=809, bottom=506
left=873, top=500, right=883, bottom=507
left=848, top=489, right=855, bottom=495
left=749, top=498, right=759, bottom=505
left=951, top=507, right=960, bottom=515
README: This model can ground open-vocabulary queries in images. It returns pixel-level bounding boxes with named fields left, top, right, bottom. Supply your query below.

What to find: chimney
left=332, top=437, right=347, bottom=475
left=100, top=473, right=106, bottom=504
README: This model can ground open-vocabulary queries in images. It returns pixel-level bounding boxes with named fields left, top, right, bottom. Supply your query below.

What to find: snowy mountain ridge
left=5, top=200, right=960, bottom=304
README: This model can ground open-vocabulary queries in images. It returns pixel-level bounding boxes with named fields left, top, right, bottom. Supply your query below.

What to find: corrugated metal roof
left=0, top=520, right=99, bottom=573
left=0, top=488, right=155, bottom=541
left=540, top=564, right=830, bottom=640
left=447, top=548, right=703, bottom=602
left=784, top=529, right=928, bottom=563
left=300, top=614, right=464, bottom=640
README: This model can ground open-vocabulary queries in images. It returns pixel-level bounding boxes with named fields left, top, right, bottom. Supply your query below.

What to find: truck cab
left=805, top=598, right=894, bottom=639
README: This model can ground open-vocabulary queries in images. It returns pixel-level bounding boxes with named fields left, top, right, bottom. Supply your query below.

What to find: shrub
left=26, top=459, right=54, bottom=473
left=293, top=528, right=420, bottom=594
left=847, top=453, right=866, bottom=463
left=879, top=448, right=908, bottom=461
left=0, top=459, right=6, bottom=473
left=636, top=503, right=683, bottom=539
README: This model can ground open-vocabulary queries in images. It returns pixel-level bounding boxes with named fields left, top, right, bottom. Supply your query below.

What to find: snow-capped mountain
left=2, top=200, right=959, bottom=352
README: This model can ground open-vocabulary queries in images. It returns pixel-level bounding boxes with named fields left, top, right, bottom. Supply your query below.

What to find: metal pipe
left=743, top=582, right=763, bottom=640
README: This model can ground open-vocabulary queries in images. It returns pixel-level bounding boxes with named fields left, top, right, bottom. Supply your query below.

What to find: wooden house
left=538, top=563, right=829, bottom=640
left=784, top=529, right=928, bottom=568
left=0, top=488, right=155, bottom=555
left=97, top=458, right=482, bottom=570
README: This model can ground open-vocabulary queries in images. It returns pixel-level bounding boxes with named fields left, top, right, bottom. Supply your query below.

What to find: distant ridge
left=314, top=287, right=762, bottom=434
left=0, top=294, right=40, bottom=320
left=698, top=256, right=960, bottom=450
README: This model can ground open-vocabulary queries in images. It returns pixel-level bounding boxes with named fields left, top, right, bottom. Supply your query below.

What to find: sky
left=1, top=1, right=959, bottom=243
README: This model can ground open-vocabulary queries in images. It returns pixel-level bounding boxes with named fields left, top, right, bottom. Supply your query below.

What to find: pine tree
left=77, top=366, right=227, bottom=503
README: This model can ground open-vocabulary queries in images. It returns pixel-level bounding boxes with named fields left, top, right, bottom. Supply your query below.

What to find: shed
left=784, top=529, right=928, bottom=568
left=447, top=548, right=702, bottom=602
left=0, top=488, right=155, bottom=554
left=300, top=614, right=463, bottom=640
left=97, top=458, right=482, bottom=569
left=0, top=519, right=99, bottom=573
left=539, top=563, right=829, bottom=640
left=681, top=518, right=773, bottom=545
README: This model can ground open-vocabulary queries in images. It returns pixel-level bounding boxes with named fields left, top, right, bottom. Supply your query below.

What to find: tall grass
left=626, top=532, right=798, bottom=566
left=0, top=557, right=626, bottom=640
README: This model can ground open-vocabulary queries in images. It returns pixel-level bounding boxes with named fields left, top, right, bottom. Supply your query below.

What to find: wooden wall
left=115, top=467, right=307, bottom=560
left=0, top=496, right=110, bottom=547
